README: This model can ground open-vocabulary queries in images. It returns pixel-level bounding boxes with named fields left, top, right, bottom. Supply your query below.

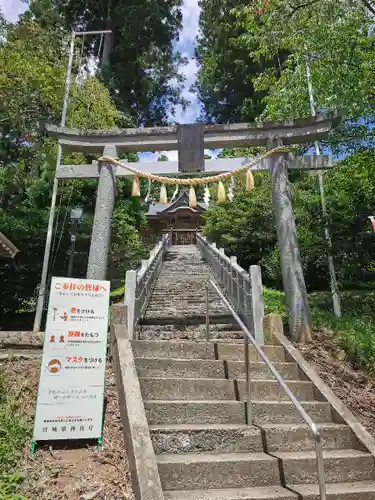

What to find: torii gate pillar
left=267, top=140, right=312, bottom=342
left=86, top=144, right=117, bottom=280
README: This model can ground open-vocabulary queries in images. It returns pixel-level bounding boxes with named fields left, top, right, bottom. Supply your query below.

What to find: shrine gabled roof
left=0, top=232, right=19, bottom=259
left=146, top=190, right=208, bottom=216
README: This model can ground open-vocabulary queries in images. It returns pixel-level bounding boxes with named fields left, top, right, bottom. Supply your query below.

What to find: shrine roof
left=146, top=191, right=208, bottom=216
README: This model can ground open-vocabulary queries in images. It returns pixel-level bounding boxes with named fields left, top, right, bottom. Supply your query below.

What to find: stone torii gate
left=44, top=113, right=338, bottom=341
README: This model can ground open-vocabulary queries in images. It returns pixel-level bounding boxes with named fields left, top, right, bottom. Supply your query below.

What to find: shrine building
left=141, top=190, right=207, bottom=245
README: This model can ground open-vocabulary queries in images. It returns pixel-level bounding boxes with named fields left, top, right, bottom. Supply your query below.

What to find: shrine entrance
left=42, top=116, right=338, bottom=340
left=171, top=229, right=197, bottom=245
left=142, top=190, right=207, bottom=245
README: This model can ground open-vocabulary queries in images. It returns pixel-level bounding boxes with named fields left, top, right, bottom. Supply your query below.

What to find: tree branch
left=289, top=0, right=322, bottom=14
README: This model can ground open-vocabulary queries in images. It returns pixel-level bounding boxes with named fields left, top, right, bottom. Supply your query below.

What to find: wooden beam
left=56, top=155, right=334, bottom=180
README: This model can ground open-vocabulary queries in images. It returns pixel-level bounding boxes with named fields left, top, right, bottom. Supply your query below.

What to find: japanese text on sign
left=33, top=277, right=110, bottom=442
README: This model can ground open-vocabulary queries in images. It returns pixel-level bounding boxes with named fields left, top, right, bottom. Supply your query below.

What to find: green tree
left=203, top=150, right=375, bottom=292
left=0, top=19, right=130, bottom=325
left=196, top=0, right=281, bottom=123
left=196, top=0, right=375, bottom=153
left=230, top=0, right=375, bottom=152
left=25, top=0, right=187, bottom=126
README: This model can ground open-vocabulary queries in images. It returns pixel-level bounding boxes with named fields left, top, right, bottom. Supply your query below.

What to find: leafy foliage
left=264, top=287, right=375, bottom=374
left=0, top=18, right=143, bottom=324
left=25, top=0, right=187, bottom=126
left=197, top=0, right=375, bottom=153
left=196, top=0, right=282, bottom=123
left=203, top=150, right=375, bottom=290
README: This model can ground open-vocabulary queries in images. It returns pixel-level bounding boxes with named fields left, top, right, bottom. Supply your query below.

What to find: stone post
left=250, top=265, right=265, bottom=345
left=267, top=140, right=312, bottom=343
left=87, top=144, right=117, bottom=280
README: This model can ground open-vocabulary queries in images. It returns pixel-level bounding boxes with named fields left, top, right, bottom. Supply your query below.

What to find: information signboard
left=32, top=277, right=110, bottom=446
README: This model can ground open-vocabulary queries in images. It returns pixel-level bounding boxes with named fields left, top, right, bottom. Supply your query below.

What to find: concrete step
left=132, top=341, right=285, bottom=361
left=149, top=294, right=220, bottom=302
left=135, top=358, right=226, bottom=379
left=138, top=324, right=242, bottom=334
left=140, top=315, right=233, bottom=326
left=145, top=308, right=227, bottom=318
left=217, top=343, right=286, bottom=361
left=139, top=377, right=236, bottom=400
left=238, top=379, right=316, bottom=401
left=227, top=361, right=301, bottom=380
left=157, top=452, right=281, bottom=490
left=135, top=358, right=301, bottom=380
left=132, top=340, right=216, bottom=360
left=144, top=400, right=246, bottom=425
left=140, top=377, right=315, bottom=402
left=290, top=481, right=375, bottom=499
left=146, top=303, right=226, bottom=311
left=261, top=423, right=357, bottom=452
left=163, top=486, right=297, bottom=500
left=252, top=401, right=332, bottom=425
left=138, top=329, right=243, bottom=341
left=274, top=449, right=375, bottom=484
left=150, top=423, right=263, bottom=454
left=144, top=400, right=332, bottom=426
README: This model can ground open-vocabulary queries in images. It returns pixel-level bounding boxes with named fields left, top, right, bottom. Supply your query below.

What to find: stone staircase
left=132, top=245, right=375, bottom=499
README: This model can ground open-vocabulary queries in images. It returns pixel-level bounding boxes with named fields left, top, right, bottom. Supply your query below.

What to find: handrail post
left=205, top=281, right=210, bottom=341
left=250, top=265, right=265, bottom=345
left=244, top=334, right=252, bottom=424
left=315, top=433, right=327, bottom=500
left=125, top=270, right=137, bottom=339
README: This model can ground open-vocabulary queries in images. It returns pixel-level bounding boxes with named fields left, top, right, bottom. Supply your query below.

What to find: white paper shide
left=33, top=277, right=110, bottom=441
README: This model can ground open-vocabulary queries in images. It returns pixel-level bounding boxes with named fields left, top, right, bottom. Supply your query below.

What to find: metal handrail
left=197, top=233, right=264, bottom=344
left=205, top=279, right=327, bottom=500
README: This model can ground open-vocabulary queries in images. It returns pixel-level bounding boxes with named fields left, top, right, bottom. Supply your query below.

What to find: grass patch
left=110, top=285, right=125, bottom=300
left=0, top=374, right=31, bottom=500
left=264, top=288, right=375, bottom=374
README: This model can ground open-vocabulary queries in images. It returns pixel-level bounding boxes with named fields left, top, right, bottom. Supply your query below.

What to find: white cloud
left=171, top=0, right=201, bottom=124
left=0, top=0, right=26, bottom=22
left=172, top=56, right=201, bottom=123
left=179, top=0, right=200, bottom=47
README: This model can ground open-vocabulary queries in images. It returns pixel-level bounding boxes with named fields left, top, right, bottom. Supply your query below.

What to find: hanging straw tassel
left=203, top=185, right=210, bottom=207
left=170, top=185, right=179, bottom=203
left=189, top=186, right=197, bottom=208
left=228, top=176, right=235, bottom=202
left=160, top=184, right=168, bottom=204
left=246, top=169, right=254, bottom=192
left=132, top=176, right=140, bottom=196
left=217, top=181, right=226, bottom=203
left=144, top=179, right=151, bottom=202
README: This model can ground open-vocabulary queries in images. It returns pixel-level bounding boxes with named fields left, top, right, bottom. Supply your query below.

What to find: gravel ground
left=1, top=358, right=134, bottom=500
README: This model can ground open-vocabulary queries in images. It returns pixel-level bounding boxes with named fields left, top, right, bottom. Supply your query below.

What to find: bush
left=0, top=375, right=30, bottom=499
left=264, top=288, right=375, bottom=374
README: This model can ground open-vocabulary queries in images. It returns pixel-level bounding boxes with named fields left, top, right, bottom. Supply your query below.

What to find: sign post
left=31, top=277, right=110, bottom=452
